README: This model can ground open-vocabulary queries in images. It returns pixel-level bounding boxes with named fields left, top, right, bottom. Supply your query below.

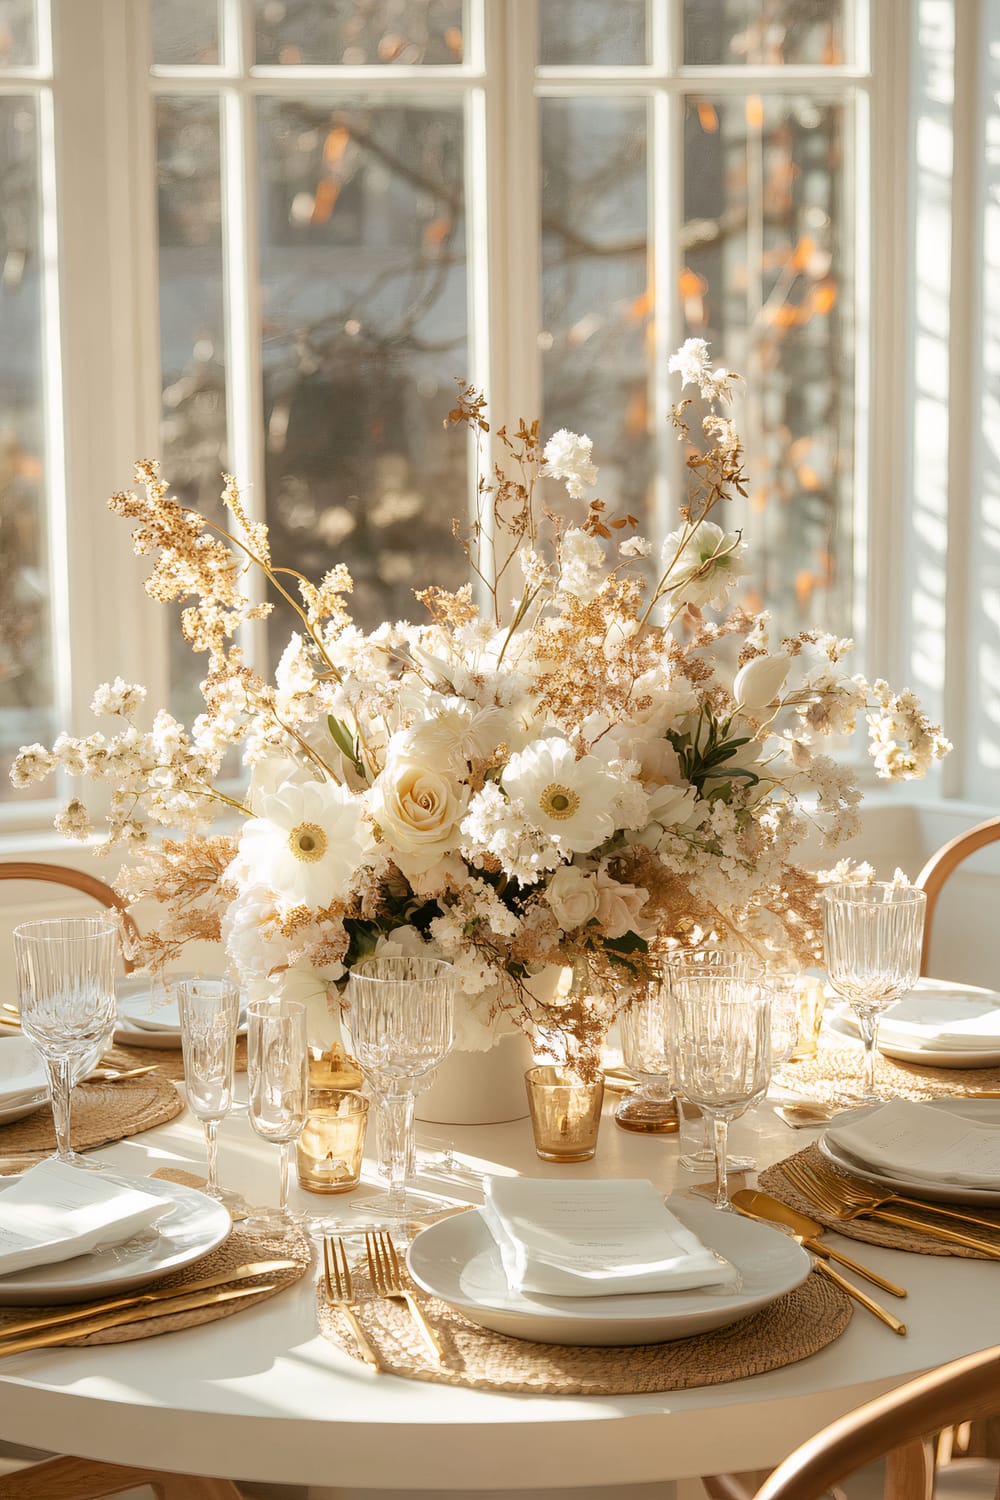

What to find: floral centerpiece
left=12, top=341, right=949, bottom=1075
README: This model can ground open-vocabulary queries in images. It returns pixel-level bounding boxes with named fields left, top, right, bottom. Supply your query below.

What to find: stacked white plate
left=114, top=975, right=247, bottom=1050
left=0, top=1036, right=48, bottom=1124
left=406, top=1197, right=810, bottom=1346
left=819, top=1098, right=1000, bottom=1207
left=827, top=978, right=1000, bottom=1068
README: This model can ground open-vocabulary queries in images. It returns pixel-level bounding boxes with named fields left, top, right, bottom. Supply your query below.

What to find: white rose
left=545, top=864, right=600, bottom=931
left=595, top=868, right=652, bottom=940
left=733, top=653, right=789, bottom=712
left=371, top=754, right=469, bottom=874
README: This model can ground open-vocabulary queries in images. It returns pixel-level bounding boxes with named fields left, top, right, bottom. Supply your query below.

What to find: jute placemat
left=0, top=1216, right=311, bottom=1347
left=104, top=1036, right=248, bottom=1082
left=779, top=1044, right=1000, bottom=1103
left=0, top=1075, right=183, bottom=1174
left=315, top=1258, right=852, bottom=1393
left=759, top=1145, right=1000, bottom=1259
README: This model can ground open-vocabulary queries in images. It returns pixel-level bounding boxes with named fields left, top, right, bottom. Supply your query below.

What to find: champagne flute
left=246, top=997, right=309, bottom=1231
left=346, top=956, right=455, bottom=1220
left=177, top=978, right=241, bottom=1202
left=822, top=882, right=926, bottom=1105
left=669, top=968, right=771, bottom=1209
left=12, top=914, right=119, bottom=1167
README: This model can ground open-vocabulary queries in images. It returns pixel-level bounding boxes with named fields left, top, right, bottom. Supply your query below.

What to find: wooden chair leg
left=882, top=1439, right=934, bottom=1500
left=0, top=1455, right=244, bottom=1499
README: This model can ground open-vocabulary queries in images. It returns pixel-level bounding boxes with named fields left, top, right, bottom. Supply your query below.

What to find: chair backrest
left=753, top=1344, right=1000, bottom=1500
left=0, top=862, right=138, bottom=973
left=914, top=817, right=1000, bottom=976
left=0, top=1454, right=244, bottom=1498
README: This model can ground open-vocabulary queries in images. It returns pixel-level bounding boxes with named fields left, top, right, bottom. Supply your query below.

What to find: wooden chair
left=0, top=861, right=139, bottom=972
left=914, top=816, right=1000, bottom=976
left=0, top=1456, right=245, bottom=1498
left=751, top=1343, right=1000, bottom=1500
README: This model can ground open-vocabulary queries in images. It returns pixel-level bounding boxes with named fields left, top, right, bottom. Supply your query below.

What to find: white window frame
left=0, top=0, right=992, bottom=868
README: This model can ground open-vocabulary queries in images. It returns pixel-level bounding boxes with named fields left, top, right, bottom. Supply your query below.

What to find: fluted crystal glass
left=615, top=971, right=678, bottom=1134
left=177, top=978, right=241, bottom=1200
left=13, top=914, right=119, bottom=1167
left=246, top=997, right=309, bottom=1231
left=822, top=882, right=926, bottom=1104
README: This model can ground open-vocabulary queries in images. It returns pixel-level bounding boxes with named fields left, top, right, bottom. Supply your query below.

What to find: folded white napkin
left=826, top=1100, right=1000, bottom=1189
left=481, top=1177, right=739, bottom=1297
left=0, top=1160, right=170, bottom=1277
left=878, top=991, right=1000, bottom=1052
left=0, top=1037, right=47, bottom=1104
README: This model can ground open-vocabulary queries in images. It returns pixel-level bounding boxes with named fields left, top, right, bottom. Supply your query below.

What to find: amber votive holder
left=295, top=1089, right=369, bottom=1194
left=790, top=977, right=828, bottom=1060
left=524, top=1065, right=605, bottom=1162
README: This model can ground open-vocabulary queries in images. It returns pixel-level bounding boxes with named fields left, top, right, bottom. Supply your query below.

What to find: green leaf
left=327, top=715, right=364, bottom=776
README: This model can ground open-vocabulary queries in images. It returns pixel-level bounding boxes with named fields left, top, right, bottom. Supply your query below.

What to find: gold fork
left=783, top=1157, right=1000, bottom=1259
left=365, top=1230, right=445, bottom=1364
left=788, top=1152, right=1000, bottom=1233
left=322, top=1237, right=381, bottom=1371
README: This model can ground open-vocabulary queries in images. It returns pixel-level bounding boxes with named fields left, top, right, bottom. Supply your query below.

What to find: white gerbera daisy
left=501, top=737, right=617, bottom=854
left=234, top=779, right=369, bottom=909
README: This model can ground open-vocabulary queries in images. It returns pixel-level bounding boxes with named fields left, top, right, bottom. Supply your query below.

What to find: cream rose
left=545, top=864, right=600, bottom=931
left=594, top=868, right=652, bottom=940
left=371, top=754, right=468, bottom=875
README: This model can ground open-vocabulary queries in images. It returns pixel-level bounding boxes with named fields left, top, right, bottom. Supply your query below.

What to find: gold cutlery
left=0, top=1015, right=21, bottom=1028
left=0, top=1260, right=300, bottom=1340
left=2, top=1005, right=19, bottom=1017
left=0, top=1283, right=272, bottom=1356
left=730, top=1188, right=907, bottom=1297
left=322, top=1236, right=380, bottom=1371
left=783, top=1157, right=1000, bottom=1257
left=81, top=1065, right=159, bottom=1083
left=365, top=1229, right=445, bottom=1364
left=732, top=1203, right=907, bottom=1335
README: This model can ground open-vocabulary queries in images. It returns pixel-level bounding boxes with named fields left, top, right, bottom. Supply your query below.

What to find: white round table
left=0, top=1084, right=995, bottom=1499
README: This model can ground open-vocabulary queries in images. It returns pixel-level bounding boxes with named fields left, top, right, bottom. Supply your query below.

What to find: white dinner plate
left=406, top=1196, right=810, bottom=1346
left=113, top=977, right=246, bottom=1050
left=818, top=1099, right=1000, bottom=1207
left=0, top=1171, right=232, bottom=1305
left=825, top=980, right=1000, bottom=1069
left=0, top=1036, right=49, bottom=1124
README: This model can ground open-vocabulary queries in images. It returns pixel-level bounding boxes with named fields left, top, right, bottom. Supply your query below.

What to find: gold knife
left=0, top=1260, right=299, bottom=1340
left=730, top=1189, right=907, bottom=1297
left=0, top=1283, right=275, bottom=1356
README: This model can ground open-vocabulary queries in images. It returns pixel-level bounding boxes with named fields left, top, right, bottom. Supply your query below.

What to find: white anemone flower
left=660, top=520, right=747, bottom=610
left=501, top=737, right=617, bottom=854
left=235, top=779, right=369, bottom=909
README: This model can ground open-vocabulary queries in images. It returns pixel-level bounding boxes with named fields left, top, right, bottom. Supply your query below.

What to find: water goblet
left=346, top=956, right=455, bottom=1220
left=246, top=997, right=309, bottom=1231
left=666, top=952, right=762, bottom=1171
left=12, top=914, right=119, bottom=1167
left=615, top=972, right=678, bottom=1134
left=669, top=969, right=771, bottom=1209
left=177, top=978, right=242, bottom=1202
left=822, top=882, right=926, bottom=1105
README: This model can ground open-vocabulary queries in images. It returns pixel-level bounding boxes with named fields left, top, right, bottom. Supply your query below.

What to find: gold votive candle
left=790, top=976, right=827, bottom=1060
left=295, top=1089, right=369, bottom=1194
left=524, top=1065, right=604, bottom=1162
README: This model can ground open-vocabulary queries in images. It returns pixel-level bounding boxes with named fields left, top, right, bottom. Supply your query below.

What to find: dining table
left=0, top=1029, right=996, bottom=1500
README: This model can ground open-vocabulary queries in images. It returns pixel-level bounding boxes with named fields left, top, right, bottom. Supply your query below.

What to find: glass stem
left=711, top=1114, right=730, bottom=1207
left=47, top=1055, right=75, bottom=1161
left=203, top=1118, right=220, bottom=1194
left=855, top=1009, right=878, bottom=1096
left=380, top=1092, right=414, bottom=1216
left=278, top=1140, right=292, bottom=1213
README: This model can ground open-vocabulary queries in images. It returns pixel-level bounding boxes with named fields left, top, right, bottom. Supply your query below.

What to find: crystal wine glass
left=822, top=882, right=926, bottom=1105
left=669, top=968, right=771, bottom=1209
left=246, top=997, right=309, bottom=1231
left=666, top=952, right=762, bottom=1171
left=12, top=913, right=119, bottom=1167
left=615, top=971, right=678, bottom=1134
left=346, top=956, right=455, bottom=1220
left=177, top=978, right=242, bottom=1201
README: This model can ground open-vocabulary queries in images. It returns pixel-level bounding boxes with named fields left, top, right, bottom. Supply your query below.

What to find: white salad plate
left=0, top=1036, right=49, bottom=1124
left=406, top=1196, right=810, bottom=1346
left=818, top=1099, right=1000, bottom=1207
left=113, top=976, right=246, bottom=1050
left=826, top=982, right=1000, bottom=1069
left=0, top=1172, right=232, bottom=1305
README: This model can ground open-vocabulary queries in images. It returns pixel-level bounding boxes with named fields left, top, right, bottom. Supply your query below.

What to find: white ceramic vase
left=415, top=1030, right=535, bottom=1126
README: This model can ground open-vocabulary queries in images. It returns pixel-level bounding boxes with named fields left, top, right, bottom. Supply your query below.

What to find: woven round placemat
left=315, top=1256, right=852, bottom=1393
left=104, top=1036, right=248, bottom=1082
left=759, top=1145, right=1000, bottom=1259
left=0, top=1075, right=183, bottom=1174
left=0, top=1215, right=311, bottom=1346
left=779, top=1044, right=1000, bottom=1103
